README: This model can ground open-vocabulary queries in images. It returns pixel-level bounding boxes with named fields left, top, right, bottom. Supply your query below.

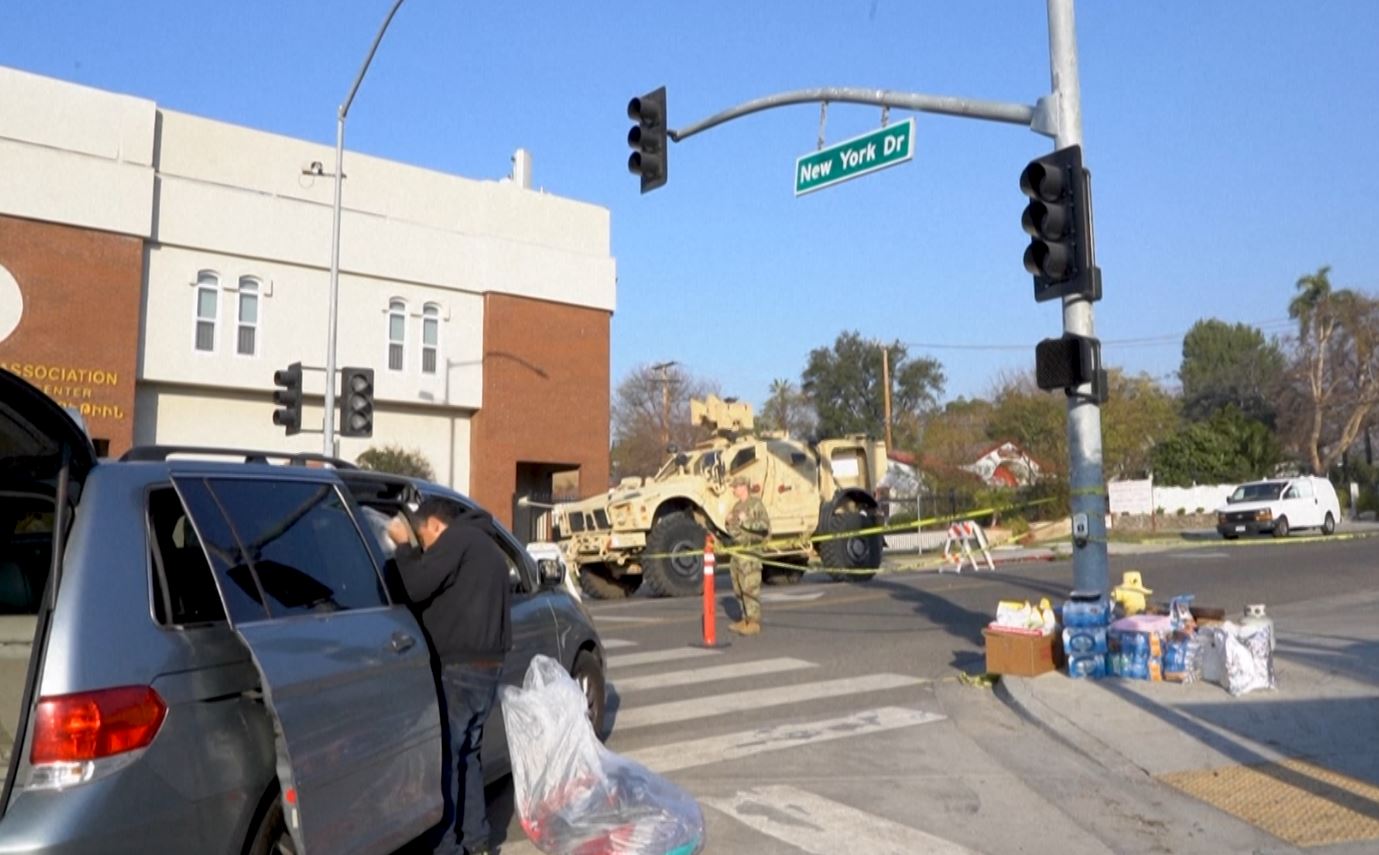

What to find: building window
left=237, top=277, right=259, bottom=356
left=388, top=300, right=406, bottom=371
left=195, top=271, right=219, bottom=352
left=422, top=304, right=439, bottom=374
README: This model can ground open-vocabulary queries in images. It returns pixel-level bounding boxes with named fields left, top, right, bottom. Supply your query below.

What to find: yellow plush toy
left=1111, top=570, right=1153, bottom=616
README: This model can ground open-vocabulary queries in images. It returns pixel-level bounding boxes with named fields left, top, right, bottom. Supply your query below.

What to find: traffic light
left=272, top=362, right=303, bottom=436
left=1020, top=144, right=1100, bottom=303
left=1035, top=334, right=1108, bottom=402
left=627, top=86, right=668, bottom=193
left=339, top=367, right=374, bottom=438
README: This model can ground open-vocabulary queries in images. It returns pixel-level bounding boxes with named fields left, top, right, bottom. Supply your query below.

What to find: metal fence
left=511, top=491, right=580, bottom=545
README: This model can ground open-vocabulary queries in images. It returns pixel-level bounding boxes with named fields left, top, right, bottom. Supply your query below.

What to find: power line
left=899, top=317, right=1296, bottom=353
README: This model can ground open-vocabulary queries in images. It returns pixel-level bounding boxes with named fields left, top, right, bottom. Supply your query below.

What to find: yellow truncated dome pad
left=1159, top=758, right=1379, bottom=848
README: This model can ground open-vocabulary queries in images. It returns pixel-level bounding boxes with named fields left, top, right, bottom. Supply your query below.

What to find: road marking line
left=701, top=784, right=977, bottom=855
left=762, top=590, right=826, bottom=602
left=614, top=673, right=923, bottom=730
left=627, top=706, right=944, bottom=774
left=594, top=614, right=664, bottom=623
left=615, top=657, right=816, bottom=693
left=601, top=639, right=637, bottom=649
left=606, top=647, right=722, bottom=670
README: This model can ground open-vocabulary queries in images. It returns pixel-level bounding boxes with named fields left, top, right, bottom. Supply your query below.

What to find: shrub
left=356, top=445, right=436, bottom=480
left=1175, top=508, right=1187, bottom=516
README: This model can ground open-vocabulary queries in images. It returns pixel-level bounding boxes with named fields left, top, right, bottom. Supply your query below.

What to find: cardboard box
left=984, top=628, right=1063, bottom=676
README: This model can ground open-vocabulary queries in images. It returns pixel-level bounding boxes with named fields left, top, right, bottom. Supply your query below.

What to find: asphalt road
left=483, top=534, right=1377, bottom=853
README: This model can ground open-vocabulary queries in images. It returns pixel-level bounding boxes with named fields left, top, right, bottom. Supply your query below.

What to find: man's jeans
left=436, top=661, right=503, bottom=854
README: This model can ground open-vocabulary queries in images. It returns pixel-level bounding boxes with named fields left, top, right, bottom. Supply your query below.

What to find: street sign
left=795, top=118, right=915, bottom=196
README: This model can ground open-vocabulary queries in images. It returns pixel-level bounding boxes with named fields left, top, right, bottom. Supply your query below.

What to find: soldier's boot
left=738, top=619, right=762, bottom=637
left=727, top=619, right=752, bottom=635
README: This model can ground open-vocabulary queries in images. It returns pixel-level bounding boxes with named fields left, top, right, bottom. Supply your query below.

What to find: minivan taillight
left=31, top=686, right=167, bottom=764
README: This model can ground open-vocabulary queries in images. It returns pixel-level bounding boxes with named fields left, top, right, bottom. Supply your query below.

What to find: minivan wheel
left=1273, top=516, right=1290, bottom=538
left=1323, top=512, right=1336, bottom=535
left=245, top=798, right=297, bottom=855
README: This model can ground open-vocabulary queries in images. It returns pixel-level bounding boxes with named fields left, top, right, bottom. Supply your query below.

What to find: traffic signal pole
left=633, top=0, right=1108, bottom=596
left=1047, top=0, right=1108, bottom=597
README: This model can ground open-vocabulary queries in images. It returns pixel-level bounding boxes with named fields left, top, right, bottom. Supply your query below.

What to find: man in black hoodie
left=388, top=498, right=512, bottom=855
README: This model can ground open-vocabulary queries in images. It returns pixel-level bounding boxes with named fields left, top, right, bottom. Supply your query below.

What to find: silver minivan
left=0, top=369, right=605, bottom=853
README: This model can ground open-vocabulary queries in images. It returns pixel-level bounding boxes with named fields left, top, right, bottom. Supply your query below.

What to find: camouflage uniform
left=726, top=488, right=770, bottom=625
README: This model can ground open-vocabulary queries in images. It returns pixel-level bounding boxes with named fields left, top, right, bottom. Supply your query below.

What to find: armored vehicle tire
left=643, top=512, right=707, bottom=598
left=579, top=564, right=642, bottom=599
left=821, top=505, right=882, bottom=582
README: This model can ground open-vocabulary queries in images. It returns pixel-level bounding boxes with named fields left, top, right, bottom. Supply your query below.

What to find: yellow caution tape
left=632, top=496, right=1059, bottom=562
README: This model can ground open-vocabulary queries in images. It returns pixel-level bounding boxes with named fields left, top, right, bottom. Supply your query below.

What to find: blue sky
left=5, top=1, right=1378, bottom=410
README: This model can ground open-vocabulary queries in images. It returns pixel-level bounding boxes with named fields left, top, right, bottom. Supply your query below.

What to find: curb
left=993, top=674, right=1149, bottom=781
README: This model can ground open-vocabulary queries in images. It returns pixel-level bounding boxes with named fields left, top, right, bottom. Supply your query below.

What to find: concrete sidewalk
left=999, top=590, right=1379, bottom=853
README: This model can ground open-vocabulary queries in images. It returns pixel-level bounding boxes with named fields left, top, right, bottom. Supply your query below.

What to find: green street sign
left=795, top=118, right=915, bottom=196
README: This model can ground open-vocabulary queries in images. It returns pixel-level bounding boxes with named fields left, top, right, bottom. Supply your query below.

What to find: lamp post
left=323, top=0, right=408, bottom=454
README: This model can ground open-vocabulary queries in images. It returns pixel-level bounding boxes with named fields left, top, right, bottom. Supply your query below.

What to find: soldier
left=725, top=474, right=770, bottom=636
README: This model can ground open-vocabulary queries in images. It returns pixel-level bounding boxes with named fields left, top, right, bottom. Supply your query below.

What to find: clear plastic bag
left=1225, top=624, right=1276, bottom=696
left=500, top=655, right=705, bottom=855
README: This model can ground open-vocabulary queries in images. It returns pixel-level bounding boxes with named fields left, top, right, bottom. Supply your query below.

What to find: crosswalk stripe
left=601, top=639, right=637, bottom=649
left=627, top=706, right=944, bottom=774
left=606, top=647, right=721, bottom=670
left=613, top=673, right=923, bottom=730
left=614, top=657, right=815, bottom=693
left=701, top=784, right=977, bottom=855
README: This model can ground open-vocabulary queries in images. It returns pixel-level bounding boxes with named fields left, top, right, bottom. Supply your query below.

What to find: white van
left=1216, top=476, right=1342, bottom=539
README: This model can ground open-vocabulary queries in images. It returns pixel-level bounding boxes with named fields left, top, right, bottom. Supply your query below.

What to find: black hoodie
left=393, top=509, right=512, bottom=665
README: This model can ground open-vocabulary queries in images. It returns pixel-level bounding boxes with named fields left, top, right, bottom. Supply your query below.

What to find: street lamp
left=323, top=0, right=408, bottom=454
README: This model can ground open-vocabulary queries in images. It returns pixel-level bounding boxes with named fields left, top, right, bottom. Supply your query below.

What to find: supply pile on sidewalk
left=984, top=571, right=1278, bottom=697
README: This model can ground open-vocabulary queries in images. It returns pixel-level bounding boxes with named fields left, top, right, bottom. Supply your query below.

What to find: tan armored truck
left=555, top=396, right=888, bottom=599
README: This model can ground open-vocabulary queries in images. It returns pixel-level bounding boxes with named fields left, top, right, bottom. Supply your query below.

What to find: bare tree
left=610, top=364, right=719, bottom=480
left=1285, top=266, right=1379, bottom=474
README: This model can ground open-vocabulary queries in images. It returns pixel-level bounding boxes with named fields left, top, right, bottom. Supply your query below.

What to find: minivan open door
left=0, top=370, right=97, bottom=819
left=172, top=474, right=444, bottom=855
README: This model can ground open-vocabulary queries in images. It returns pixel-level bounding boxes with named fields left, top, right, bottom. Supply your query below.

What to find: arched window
left=237, top=277, right=260, bottom=356
left=388, top=299, right=406, bottom=371
left=422, top=304, right=440, bottom=374
left=195, top=271, right=219, bottom=352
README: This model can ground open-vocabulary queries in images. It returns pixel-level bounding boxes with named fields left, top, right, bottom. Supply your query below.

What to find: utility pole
left=880, top=344, right=893, bottom=452
left=322, top=0, right=407, bottom=455
left=651, top=361, right=678, bottom=448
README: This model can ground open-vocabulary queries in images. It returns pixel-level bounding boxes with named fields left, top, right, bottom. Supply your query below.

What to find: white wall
left=1109, top=478, right=1237, bottom=515
left=135, top=385, right=472, bottom=493
left=140, top=245, right=485, bottom=409
left=153, top=110, right=616, bottom=312
left=0, top=68, right=155, bottom=237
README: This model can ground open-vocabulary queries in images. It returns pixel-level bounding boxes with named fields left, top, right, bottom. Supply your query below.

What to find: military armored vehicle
left=554, top=396, right=887, bottom=599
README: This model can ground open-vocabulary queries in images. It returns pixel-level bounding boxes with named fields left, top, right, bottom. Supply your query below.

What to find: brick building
left=0, top=66, right=613, bottom=533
